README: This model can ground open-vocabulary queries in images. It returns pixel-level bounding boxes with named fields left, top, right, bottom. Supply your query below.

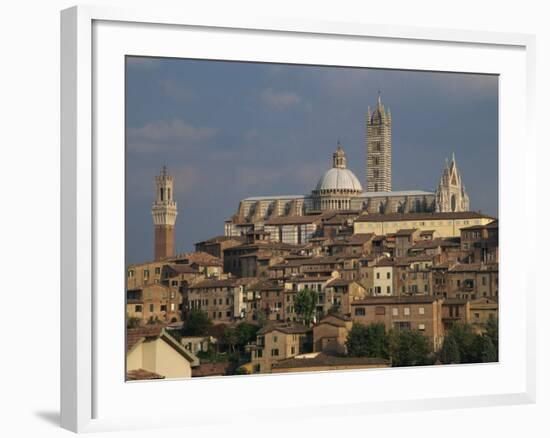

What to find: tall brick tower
left=366, top=93, right=392, bottom=192
left=152, top=166, right=178, bottom=261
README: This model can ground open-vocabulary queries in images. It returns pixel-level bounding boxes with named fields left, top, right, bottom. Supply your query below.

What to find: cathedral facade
left=225, top=95, right=470, bottom=236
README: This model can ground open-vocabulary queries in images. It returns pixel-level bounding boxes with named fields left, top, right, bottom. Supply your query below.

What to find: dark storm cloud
left=126, top=58, right=498, bottom=264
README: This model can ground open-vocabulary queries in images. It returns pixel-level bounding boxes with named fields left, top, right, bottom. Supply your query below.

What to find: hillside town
left=126, top=96, right=498, bottom=380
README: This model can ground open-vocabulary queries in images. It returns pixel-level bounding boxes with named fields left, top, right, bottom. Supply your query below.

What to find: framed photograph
left=61, top=5, right=536, bottom=433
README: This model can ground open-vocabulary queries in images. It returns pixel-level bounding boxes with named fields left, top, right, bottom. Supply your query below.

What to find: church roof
left=359, top=190, right=434, bottom=197
left=315, top=167, right=363, bottom=192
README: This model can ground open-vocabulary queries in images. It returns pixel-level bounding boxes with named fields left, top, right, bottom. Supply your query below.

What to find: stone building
left=151, top=166, right=178, bottom=261
left=250, top=322, right=312, bottom=374
left=351, top=296, right=445, bottom=351
left=313, top=314, right=353, bottom=354
left=126, top=283, right=182, bottom=325
left=224, top=95, right=474, bottom=237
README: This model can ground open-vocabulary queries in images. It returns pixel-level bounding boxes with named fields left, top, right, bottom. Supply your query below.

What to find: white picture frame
left=60, top=4, right=536, bottom=433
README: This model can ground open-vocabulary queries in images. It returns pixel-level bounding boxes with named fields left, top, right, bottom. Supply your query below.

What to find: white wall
left=0, top=0, right=547, bottom=437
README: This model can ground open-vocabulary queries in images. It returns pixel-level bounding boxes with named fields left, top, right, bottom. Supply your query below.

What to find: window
left=418, top=324, right=426, bottom=331
left=386, top=286, right=391, bottom=294
left=404, top=307, right=410, bottom=316
left=291, top=346, right=295, bottom=355
left=394, top=321, right=411, bottom=331
left=375, top=306, right=385, bottom=315
left=155, top=267, right=161, bottom=275
left=143, top=269, right=149, bottom=278
left=419, top=307, right=425, bottom=315
left=376, top=272, right=380, bottom=279
left=135, top=305, right=142, bottom=313
left=149, top=304, right=154, bottom=312
left=160, top=305, right=167, bottom=312
left=257, top=349, right=263, bottom=358
left=386, top=272, right=391, bottom=279
left=392, top=308, right=398, bottom=316
left=170, top=303, right=175, bottom=312
left=128, top=270, right=135, bottom=278
left=271, top=349, right=279, bottom=357
left=354, top=307, right=366, bottom=316
left=273, top=335, right=278, bottom=343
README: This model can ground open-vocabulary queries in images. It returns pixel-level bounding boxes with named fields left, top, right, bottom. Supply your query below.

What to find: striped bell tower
left=151, top=166, right=178, bottom=260
left=366, top=92, right=392, bottom=192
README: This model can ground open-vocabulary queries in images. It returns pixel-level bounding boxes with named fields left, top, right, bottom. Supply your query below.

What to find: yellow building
left=126, top=327, right=199, bottom=380
left=354, top=212, right=495, bottom=238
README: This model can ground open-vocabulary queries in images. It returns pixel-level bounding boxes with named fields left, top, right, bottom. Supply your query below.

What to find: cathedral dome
left=314, top=143, right=363, bottom=193
left=315, top=167, right=363, bottom=192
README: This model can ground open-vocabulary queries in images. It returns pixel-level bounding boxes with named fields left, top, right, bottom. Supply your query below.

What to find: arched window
left=451, top=194, right=457, bottom=212
left=160, top=188, right=164, bottom=201
left=167, top=188, right=171, bottom=200
left=378, top=202, right=384, bottom=214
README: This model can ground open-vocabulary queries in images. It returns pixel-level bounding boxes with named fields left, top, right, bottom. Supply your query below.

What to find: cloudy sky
left=126, top=57, right=498, bottom=264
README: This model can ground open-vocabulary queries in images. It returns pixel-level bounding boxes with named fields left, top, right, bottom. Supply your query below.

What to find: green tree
left=389, top=329, right=432, bottom=367
left=445, top=322, right=481, bottom=363
left=235, top=322, right=259, bottom=350
left=182, top=309, right=212, bottom=336
left=484, top=314, right=499, bottom=359
left=294, top=288, right=318, bottom=325
left=346, top=323, right=389, bottom=358
left=439, top=335, right=460, bottom=364
left=479, top=335, right=498, bottom=363
left=222, top=326, right=239, bottom=353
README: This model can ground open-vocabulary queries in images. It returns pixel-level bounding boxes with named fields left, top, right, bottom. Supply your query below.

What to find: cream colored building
left=126, top=327, right=199, bottom=380
left=354, top=211, right=494, bottom=238
left=250, top=323, right=312, bottom=374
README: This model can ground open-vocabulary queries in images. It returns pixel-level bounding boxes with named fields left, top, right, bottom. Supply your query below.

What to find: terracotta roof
left=257, top=322, right=311, bottom=335
left=355, top=211, right=494, bottom=222
left=251, top=280, right=284, bottom=291
left=167, top=264, right=199, bottom=274
left=172, top=251, right=223, bottom=267
left=265, top=214, right=324, bottom=225
left=329, top=233, right=375, bottom=246
left=126, top=327, right=200, bottom=366
left=374, top=257, right=394, bottom=267
left=188, top=278, right=238, bottom=289
left=351, top=295, right=438, bottom=305
left=126, top=326, right=163, bottom=353
left=195, top=235, right=245, bottom=245
left=126, top=369, right=165, bottom=381
left=326, top=278, right=357, bottom=287
left=395, top=228, right=419, bottom=236
left=411, top=238, right=460, bottom=250
left=448, top=263, right=499, bottom=273
left=394, top=255, right=435, bottom=266
left=271, top=353, right=389, bottom=369
left=317, top=314, right=352, bottom=327
left=192, top=362, right=228, bottom=378
left=285, top=276, right=333, bottom=283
